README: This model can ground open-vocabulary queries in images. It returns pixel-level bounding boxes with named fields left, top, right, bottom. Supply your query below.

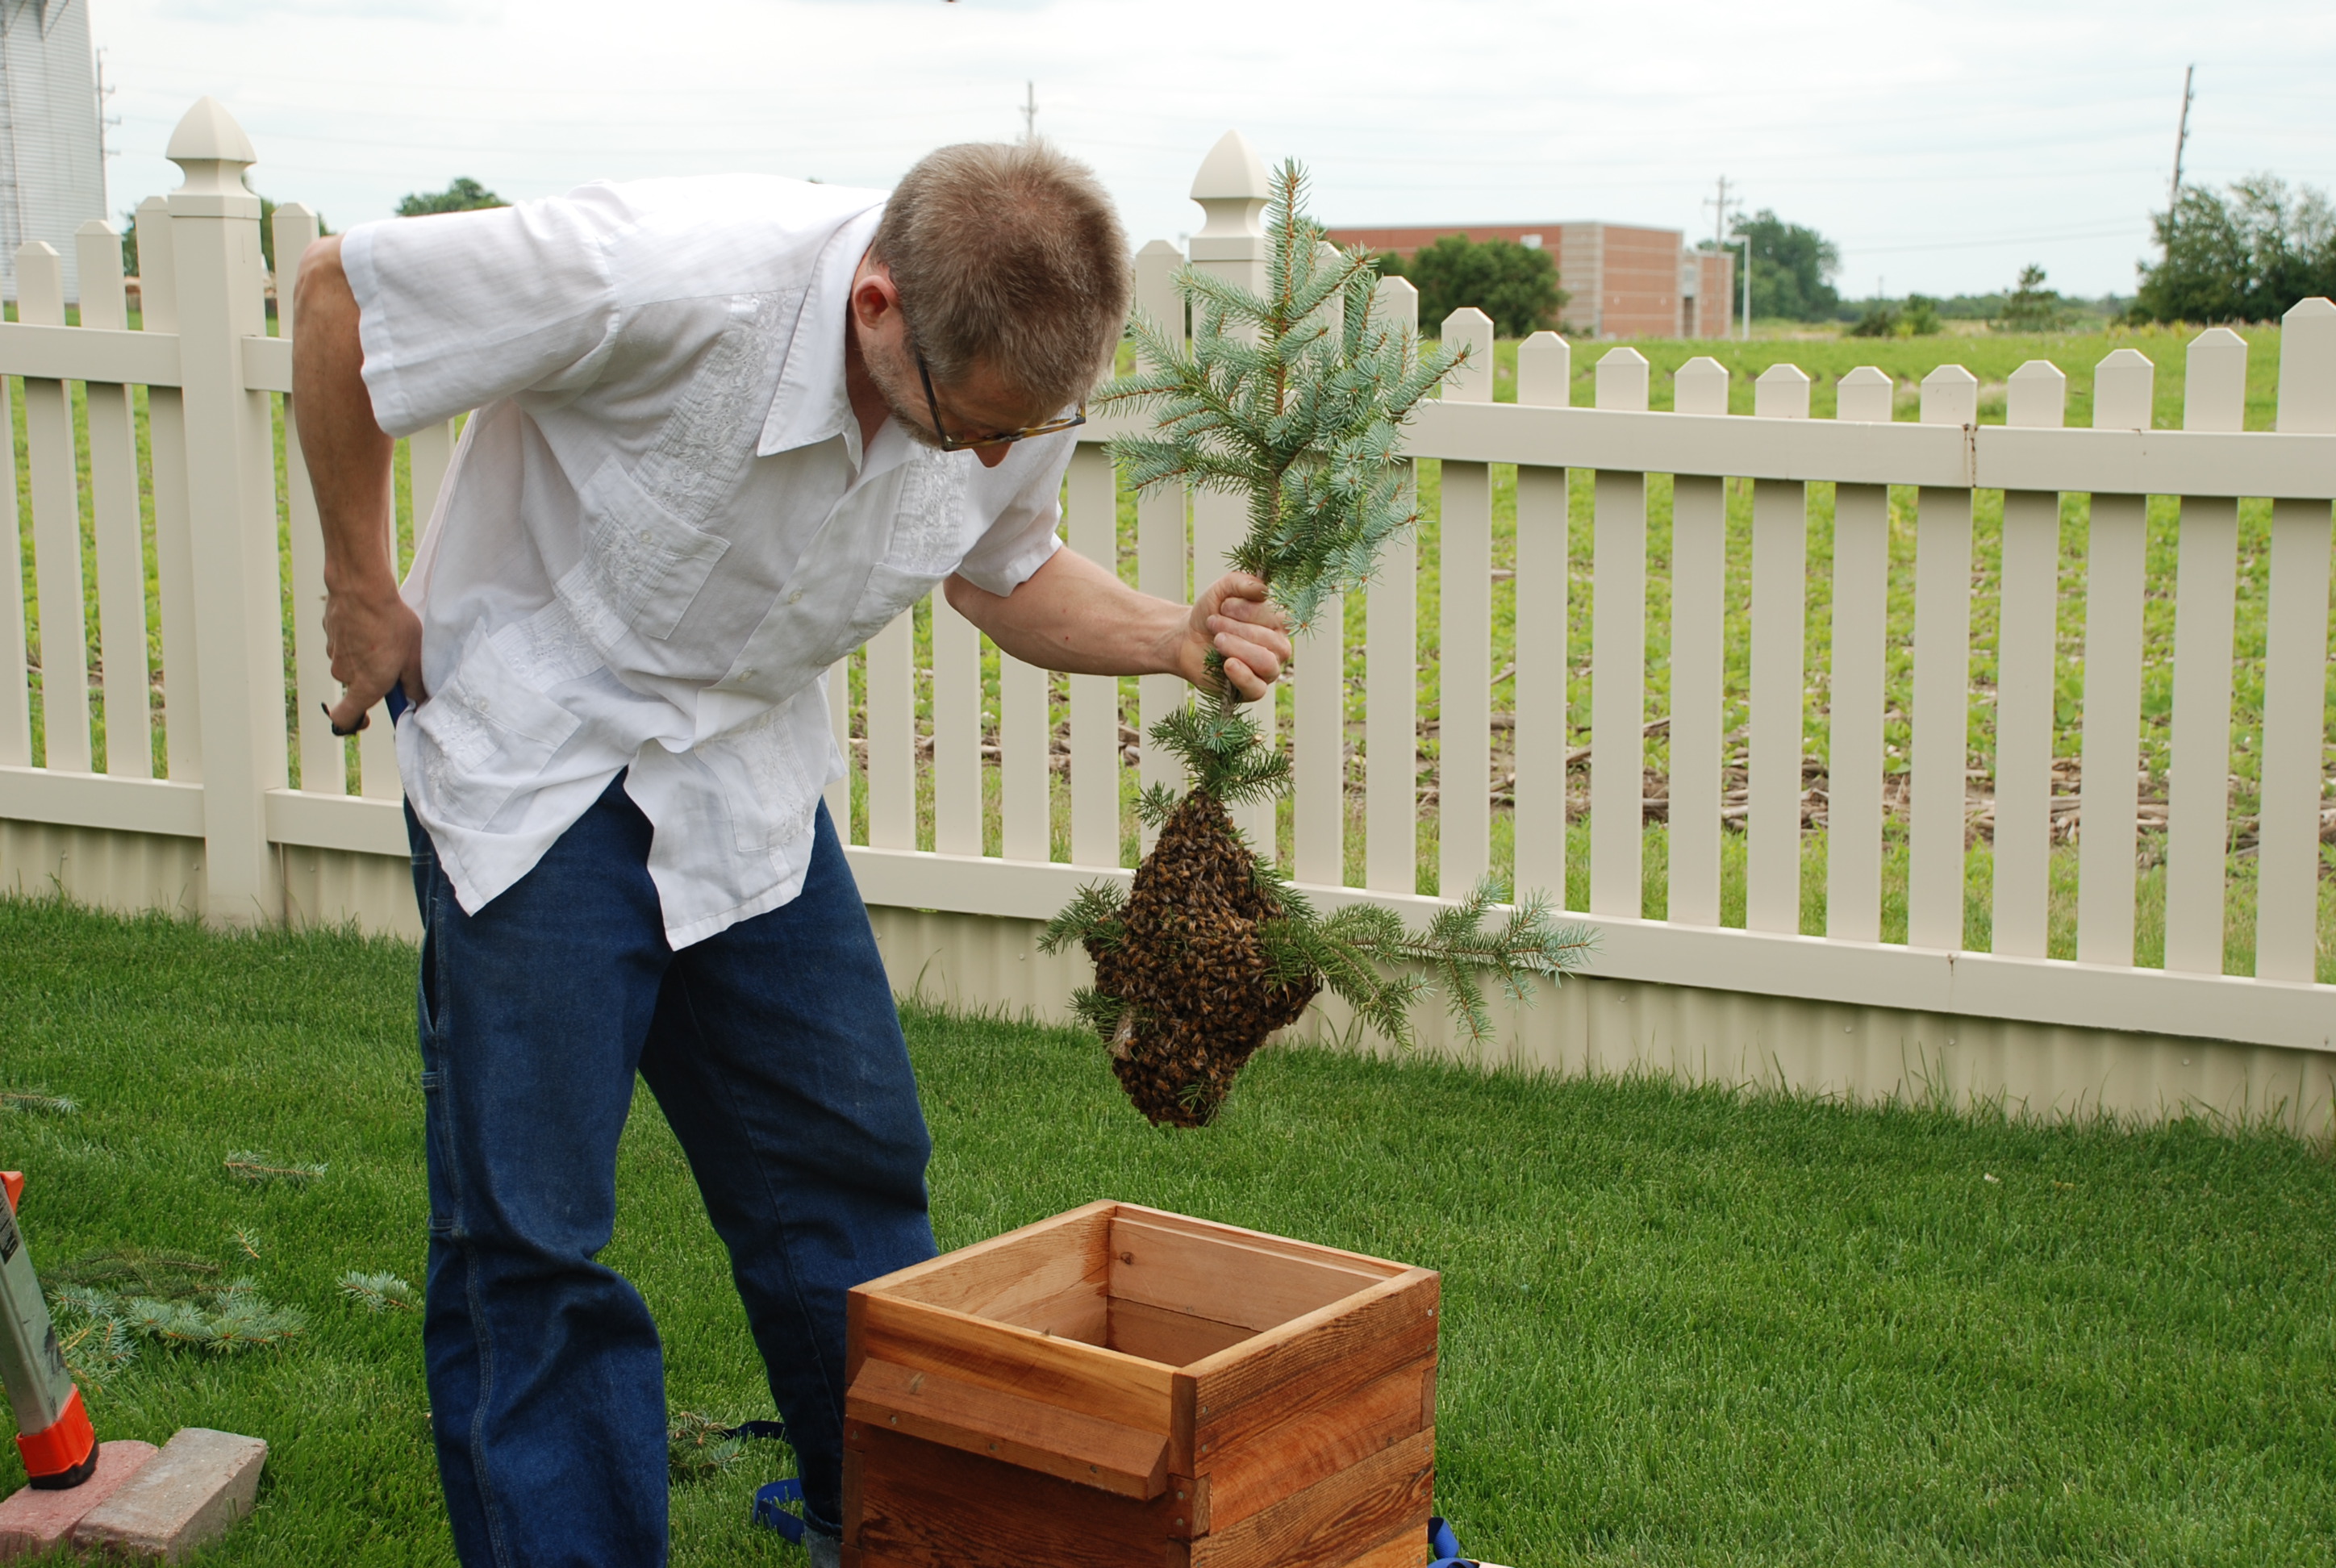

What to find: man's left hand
left=1178, top=573, right=1291, bottom=703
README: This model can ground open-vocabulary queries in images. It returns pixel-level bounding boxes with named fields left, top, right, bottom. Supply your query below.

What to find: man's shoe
left=804, top=1528, right=841, bottom=1568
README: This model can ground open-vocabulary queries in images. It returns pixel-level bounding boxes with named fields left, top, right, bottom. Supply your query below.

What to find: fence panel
left=2162, top=328, right=2248, bottom=974
left=1826, top=365, right=1894, bottom=943
left=1512, top=332, right=1570, bottom=903
left=1746, top=364, right=1810, bottom=934
left=866, top=603, right=915, bottom=852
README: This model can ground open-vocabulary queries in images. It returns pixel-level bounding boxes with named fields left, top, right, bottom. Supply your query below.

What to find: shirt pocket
left=411, top=632, right=584, bottom=830
left=575, top=456, right=732, bottom=640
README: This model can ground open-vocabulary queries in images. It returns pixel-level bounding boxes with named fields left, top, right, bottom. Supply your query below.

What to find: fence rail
left=2, top=102, right=2331, bottom=1124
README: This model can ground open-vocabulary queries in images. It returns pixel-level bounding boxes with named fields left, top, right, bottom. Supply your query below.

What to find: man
left=294, top=143, right=1290, bottom=1568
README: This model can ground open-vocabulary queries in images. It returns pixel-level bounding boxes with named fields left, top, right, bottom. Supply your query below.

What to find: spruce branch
left=1038, top=881, right=1128, bottom=957
left=338, top=1270, right=421, bottom=1314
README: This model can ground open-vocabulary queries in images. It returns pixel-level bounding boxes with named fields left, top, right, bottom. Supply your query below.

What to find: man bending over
left=294, top=142, right=1290, bottom=1567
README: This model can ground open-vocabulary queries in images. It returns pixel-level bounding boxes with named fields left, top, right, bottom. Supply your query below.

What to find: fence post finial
left=2276, top=297, right=2336, bottom=434
left=1189, top=131, right=1269, bottom=259
left=166, top=97, right=260, bottom=218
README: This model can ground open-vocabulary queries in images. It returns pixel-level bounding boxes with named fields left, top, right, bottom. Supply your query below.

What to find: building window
left=1520, top=234, right=1543, bottom=249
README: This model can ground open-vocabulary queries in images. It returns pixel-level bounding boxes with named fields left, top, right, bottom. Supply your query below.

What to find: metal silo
left=0, top=0, right=104, bottom=302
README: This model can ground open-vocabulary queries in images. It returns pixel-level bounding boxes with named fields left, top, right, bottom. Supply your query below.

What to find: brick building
left=1322, top=221, right=1734, bottom=339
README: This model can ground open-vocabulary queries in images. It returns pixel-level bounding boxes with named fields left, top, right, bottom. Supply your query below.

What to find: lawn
left=6, top=895, right=2334, bottom=1566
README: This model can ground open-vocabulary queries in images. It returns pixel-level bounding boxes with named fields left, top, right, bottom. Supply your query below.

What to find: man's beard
left=865, top=336, right=948, bottom=451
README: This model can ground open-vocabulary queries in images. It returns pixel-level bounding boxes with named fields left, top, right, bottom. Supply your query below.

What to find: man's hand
left=1173, top=572, right=1292, bottom=703
left=323, top=577, right=425, bottom=734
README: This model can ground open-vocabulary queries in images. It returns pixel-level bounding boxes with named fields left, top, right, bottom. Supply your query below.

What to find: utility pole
left=1020, top=81, right=1037, bottom=143
left=2167, top=64, right=2195, bottom=219
left=94, top=48, right=121, bottom=210
left=1703, top=176, right=1742, bottom=338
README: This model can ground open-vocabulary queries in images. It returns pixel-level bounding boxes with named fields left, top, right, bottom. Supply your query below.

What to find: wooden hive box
left=843, top=1200, right=1439, bottom=1568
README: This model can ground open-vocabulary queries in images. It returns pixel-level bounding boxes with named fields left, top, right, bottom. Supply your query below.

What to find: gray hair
left=874, top=141, right=1131, bottom=411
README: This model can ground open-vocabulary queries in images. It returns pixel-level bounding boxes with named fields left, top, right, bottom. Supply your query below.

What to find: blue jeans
left=407, top=777, right=935, bottom=1567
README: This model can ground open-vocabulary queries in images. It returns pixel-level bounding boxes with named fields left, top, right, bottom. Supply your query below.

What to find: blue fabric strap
left=722, top=1422, right=805, bottom=1545
left=1428, top=1514, right=1479, bottom=1566
left=751, top=1477, right=806, bottom=1545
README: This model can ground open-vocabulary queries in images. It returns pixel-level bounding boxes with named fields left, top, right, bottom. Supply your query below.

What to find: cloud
left=156, top=0, right=486, bottom=20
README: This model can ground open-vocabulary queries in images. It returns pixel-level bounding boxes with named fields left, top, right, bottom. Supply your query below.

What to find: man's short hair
left=874, top=141, right=1131, bottom=414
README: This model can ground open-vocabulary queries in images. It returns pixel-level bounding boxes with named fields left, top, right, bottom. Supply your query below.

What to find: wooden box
left=843, top=1200, right=1440, bottom=1568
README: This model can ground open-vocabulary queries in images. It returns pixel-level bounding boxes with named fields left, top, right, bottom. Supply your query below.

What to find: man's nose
left=975, top=444, right=1012, bottom=469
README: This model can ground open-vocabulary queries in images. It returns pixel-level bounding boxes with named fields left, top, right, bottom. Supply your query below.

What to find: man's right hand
left=323, top=578, right=425, bottom=734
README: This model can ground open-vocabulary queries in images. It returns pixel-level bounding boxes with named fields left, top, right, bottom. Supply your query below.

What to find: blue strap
left=1428, top=1514, right=1479, bottom=1566
left=751, top=1477, right=806, bottom=1545
left=720, top=1421, right=806, bottom=1544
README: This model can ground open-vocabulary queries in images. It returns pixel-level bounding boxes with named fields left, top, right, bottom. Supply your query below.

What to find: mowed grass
left=5, top=895, right=2334, bottom=1566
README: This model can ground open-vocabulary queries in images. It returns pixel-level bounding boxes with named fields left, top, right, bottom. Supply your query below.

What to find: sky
left=91, top=0, right=2336, bottom=304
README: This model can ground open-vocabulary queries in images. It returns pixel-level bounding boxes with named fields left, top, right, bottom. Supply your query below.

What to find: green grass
left=6, top=895, right=2335, bottom=1566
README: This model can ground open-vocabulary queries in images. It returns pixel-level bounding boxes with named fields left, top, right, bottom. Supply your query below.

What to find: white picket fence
left=2, top=103, right=2331, bottom=1129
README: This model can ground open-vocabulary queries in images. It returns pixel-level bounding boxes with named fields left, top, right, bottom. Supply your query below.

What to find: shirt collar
left=757, top=202, right=886, bottom=461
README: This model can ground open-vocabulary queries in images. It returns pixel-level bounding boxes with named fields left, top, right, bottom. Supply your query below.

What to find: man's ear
left=851, top=261, right=901, bottom=332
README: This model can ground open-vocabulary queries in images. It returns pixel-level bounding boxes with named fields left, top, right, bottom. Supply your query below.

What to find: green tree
left=396, top=177, right=508, bottom=218
left=2130, top=175, right=2336, bottom=323
left=1041, top=165, right=1591, bottom=1128
left=1378, top=235, right=1565, bottom=337
left=1996, top=264, right=2067, bottom=332
left=1900, top=293, right=1942, bottom=336
left=1729, top=209, right=1842, bottom=321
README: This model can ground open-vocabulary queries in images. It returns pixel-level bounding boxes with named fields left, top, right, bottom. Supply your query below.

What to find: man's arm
left=943, top=549, right=1291, bottom=702
left=292, top=235, right=423, bottom=732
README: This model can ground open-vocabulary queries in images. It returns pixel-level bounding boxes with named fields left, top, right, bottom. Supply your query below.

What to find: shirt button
left=787, top=589, right=804, bottom=605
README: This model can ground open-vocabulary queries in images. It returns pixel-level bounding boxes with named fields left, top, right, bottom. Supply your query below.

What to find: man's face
left=852, top=262, right=1062, bottom=469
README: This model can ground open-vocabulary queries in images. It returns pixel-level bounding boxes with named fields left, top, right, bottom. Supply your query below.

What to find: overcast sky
left=93, top=0, right=2336, bottom=302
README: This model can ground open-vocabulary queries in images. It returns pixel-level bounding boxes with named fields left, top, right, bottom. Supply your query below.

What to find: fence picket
left=271, top=202, right=342, bottom=798
left=2161, top=328, right=2248, bottom=974
left=825, top=659, right=851, bottom=839
left=1590, top=348, right=1651, bottom=918
left=18, top=244, right=90, bottom=774
left=1512, top=331, right=1570, bottom=903
left=1826, top=365, right=1893, bottom=941
left=931, top=586, right=981, bottom=857
left=1067, top=445, right=1120, bottom=866
left=2075, top=348, right=2156, bottom=965
left=0, top=363, right=21, bottom=767
left=1134, top=240, right=1186, bottom=856
left=1907, top=365, right=1978, bottom=949
left=1668, top=356, right=1728, bottom=926
left=2257, top=298, right=2336, bottom=981
left=135, top=196, right=200, bottom=783
left=1746, top=363, right=1810, bottom=933
left=866, top=609, right=914, bottom=851
left=999, top=653, right=1048, bottom=862
left=1991, top=359, right=2067, bottom=957
left=1439, top=307, right=1495, bottom=897
left=77, top=221, right=152, bottom=780
left=1365, top=275, right=1420, bottom=894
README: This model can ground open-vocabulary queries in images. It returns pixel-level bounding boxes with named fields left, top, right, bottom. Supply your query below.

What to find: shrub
left=1379, top=235, right=1565, bottom=337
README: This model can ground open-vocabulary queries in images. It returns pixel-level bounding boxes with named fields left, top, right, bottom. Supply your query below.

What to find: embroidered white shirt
left=343, top=175, right=1072, bottom=947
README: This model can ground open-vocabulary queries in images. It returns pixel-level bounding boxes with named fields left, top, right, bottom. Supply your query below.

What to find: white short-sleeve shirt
left=343, top=175, right=1071, bottom=947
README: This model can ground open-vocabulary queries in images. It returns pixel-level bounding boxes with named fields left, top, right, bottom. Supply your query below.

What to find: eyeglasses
left=913, top=344, right=1086, bottom=452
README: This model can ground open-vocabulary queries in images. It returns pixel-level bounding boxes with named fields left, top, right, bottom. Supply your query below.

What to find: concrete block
left=71, top=1428, right=266, bottom=1563
left=0, top=1441, right=159, bottom=1559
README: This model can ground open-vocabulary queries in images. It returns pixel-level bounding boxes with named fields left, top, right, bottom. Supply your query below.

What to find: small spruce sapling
left=1041, top=161, right=1592, bottom=1128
